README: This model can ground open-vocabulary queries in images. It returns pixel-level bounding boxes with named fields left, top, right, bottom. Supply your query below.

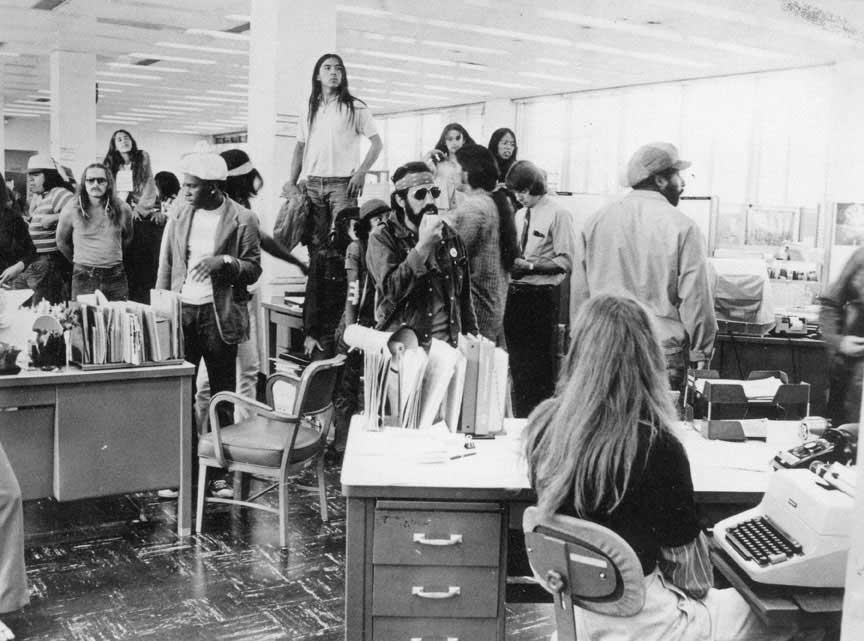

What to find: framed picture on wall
left=833, top=202, right=864, bottom=246
left=745, top=205, right=800, bottom=246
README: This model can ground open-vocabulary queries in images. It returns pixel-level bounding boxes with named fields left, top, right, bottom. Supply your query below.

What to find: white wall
left=3, top=117, right=206, bottom=179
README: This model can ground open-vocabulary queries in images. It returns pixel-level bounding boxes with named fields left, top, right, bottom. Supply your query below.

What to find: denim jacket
left=367, top=211, right=477, bottom=347
left=156, top=197, right=261, bottom=344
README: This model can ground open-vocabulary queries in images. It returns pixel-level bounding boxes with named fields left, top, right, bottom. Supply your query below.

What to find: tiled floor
left=4, top=459, right=555, bottom=641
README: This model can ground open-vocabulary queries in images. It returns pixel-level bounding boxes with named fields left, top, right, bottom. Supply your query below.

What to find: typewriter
left=714, top=463, right=855, bottom=587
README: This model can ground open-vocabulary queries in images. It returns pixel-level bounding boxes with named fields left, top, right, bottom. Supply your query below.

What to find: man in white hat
left=156, top=150, right=261, bottom=499
left=572, top=142, right=716, bottom=392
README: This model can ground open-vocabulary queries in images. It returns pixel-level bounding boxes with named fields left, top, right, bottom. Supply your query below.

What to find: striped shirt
left=28, top=187, right=74, bottom=254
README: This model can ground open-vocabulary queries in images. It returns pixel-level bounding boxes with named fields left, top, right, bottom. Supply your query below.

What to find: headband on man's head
left=394, top=171, right=435, bottom=192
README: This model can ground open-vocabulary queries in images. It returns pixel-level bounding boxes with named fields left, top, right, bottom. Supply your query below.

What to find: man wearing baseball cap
left=572, top=142, right=716, bottom=393
left=156, top=149, right=261, bottom=499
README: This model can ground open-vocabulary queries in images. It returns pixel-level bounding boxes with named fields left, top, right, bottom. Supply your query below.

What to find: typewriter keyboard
left=724, top=516, right=803, bottom=566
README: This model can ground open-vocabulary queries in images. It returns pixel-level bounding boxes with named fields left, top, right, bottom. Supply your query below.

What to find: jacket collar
left=626, top=189, right=671, bottom=204
left=172, top=197, right=240, bottom=253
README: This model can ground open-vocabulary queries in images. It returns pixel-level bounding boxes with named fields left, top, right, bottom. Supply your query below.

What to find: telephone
left=773, top=423, right=858, bottom=470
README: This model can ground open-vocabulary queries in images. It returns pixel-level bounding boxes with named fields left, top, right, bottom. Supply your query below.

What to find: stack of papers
left=692, top=376, right=783, bottom=401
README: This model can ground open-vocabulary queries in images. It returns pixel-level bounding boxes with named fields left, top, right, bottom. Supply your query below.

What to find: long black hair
left=307, top=53, right=365, bottom=130
left=36, top=168, right=74, bottom=194
left=487, top=128, right=518, bottom=182
left=434, top=123, right=475, bottom=157
left=103, top=129, right=147, bottom=192
left=455, top=144, right=519, bottom=270
left=154, top=171, right=180, bottom=201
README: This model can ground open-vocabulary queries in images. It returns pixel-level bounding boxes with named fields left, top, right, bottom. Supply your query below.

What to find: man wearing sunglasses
left=367, top=161, right=477, bottom=348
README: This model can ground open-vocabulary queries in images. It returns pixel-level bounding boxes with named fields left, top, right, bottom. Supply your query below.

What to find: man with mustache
left=366, top=161, right=477, bottom=348
left=572, top=142, right=716, bottom=393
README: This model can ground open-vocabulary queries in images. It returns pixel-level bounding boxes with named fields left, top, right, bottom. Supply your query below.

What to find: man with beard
left=366, top=161, right=477, bottom=348
left=572, top=142, right=716, bottom=392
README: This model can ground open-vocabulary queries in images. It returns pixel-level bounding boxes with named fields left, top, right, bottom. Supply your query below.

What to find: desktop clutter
left=0, top=287, right=184, bottom=373
left=343, top=324, right=508, bottom=434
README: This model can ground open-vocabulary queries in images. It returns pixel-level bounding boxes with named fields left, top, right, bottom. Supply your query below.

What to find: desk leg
left=346, top=497, right=373, bottom=641
left=177, top=375, right=192, bottom=537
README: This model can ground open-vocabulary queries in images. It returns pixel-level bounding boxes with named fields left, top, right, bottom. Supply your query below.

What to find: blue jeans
left=304, top=176, right=356, bottom=248
left=71, top=263, right=128, bottom=301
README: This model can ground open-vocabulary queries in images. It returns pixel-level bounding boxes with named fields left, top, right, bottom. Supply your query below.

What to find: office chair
left=523, top=507, right=645, bottom=641
left=196, top=355, right=345, bottom=548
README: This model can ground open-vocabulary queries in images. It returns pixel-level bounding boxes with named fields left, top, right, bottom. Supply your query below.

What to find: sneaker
left=157, top=488, right=179, bottom=499
left=209, top=480, right=234, bottom=499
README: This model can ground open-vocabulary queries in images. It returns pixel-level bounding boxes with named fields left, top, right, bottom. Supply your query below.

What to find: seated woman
left=522, top=294, right=799, bottom=641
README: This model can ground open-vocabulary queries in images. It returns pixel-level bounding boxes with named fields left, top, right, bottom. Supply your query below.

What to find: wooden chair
left=196, top=355, right=345, bottom=548
left=523, top=507, right=645, bottom=641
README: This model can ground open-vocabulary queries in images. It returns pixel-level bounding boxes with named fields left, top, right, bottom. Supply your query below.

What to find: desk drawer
left=374, top=505, right=501, bottom=566
left=372, top=616, right=498, bottom=641
left=372, top=566, right=498, bottom=618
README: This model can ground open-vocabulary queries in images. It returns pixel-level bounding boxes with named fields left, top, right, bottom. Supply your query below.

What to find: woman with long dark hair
left=0, top=175, right=36, bottom=288
left=444, top=143, right=518, bottom=345
left=523, top=294, right=798, bottom=641
left=12, top=155, right=74, bottom=303
left=56, top=163, right=133, bottom=301
left=425, top=122, right=476, bottom=213
left=487, top=127, right=518, bottom=183
left=103, top=129, right=162, bottom=303
left=284, top=53, right=383, bottom=249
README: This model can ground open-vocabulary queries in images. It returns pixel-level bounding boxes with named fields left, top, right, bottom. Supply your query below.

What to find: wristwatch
left=222, top=255, right=233, bottom=266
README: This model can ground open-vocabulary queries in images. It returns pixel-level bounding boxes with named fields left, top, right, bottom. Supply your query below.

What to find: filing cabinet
left=370, top=500, right=505, bottom=641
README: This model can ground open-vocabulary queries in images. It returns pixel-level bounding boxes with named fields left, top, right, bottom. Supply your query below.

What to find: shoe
left=157, top=488, right=179, bottom=499
left=209, top=480, right=234, bottom=499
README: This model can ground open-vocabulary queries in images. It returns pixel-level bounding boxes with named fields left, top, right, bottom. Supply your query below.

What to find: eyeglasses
left=85, top=177, right=108, bottom=185
left=410, top=186, right=441, bottom=200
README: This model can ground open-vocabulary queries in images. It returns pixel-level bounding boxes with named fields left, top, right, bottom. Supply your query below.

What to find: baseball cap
left=181, top=152, right=228, bottom=181
left=625, top=142, right=691, bottom=187
left=359, top=198, right=390, bottom=221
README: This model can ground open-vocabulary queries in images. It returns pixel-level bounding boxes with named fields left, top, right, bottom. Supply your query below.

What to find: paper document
left=693, top=376, right=783, bottom=400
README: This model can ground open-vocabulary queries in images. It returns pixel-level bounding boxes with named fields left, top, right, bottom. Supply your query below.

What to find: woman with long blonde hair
left=523, top=294, right=800, bottom=641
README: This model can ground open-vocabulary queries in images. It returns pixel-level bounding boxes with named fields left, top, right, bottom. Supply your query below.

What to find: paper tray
left=71, top=358, right=185, bottom=371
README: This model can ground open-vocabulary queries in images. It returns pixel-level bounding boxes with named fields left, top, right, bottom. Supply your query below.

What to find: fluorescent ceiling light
left=163, top=99, right=231, bottom=107
left=519, top=71, right=590, bottom=84
left=536, top=57, right=570, bottom=67
left=108, top=62, right=188, bottom=73
left=368, top=97, right=413, bottom=105
left=225, top=14, right=250, bottom=22
left=97, top=80, right=142, bottom=86
left=183, top=95, right=246, bottom=104
left=412, top=83, right=488, bottom=96
left=335, top=5, right=391, bottom=17
left=467, top=78, right=537, bottom=89
left=97, top=87, right=122, bottom=93
left=0, top=52, right=20, bottom=58
left=4, top=112, right=40, bottom=118
left=421, top=40, right=507, bottom=55
left=156, top=41, right=247, bottom=55
left=388, top=90, right=449, bottom=100
left=128, top=108, right=189, bottom=115
left=186, top=29, right=249, bottom=41
left=575, top=42, right=710, bottom=68
left=129, top=53, right=215, bottom=65
left=97, top=71, right=162, bottom=81
left=158, top=128, right=203, bottom=134
left=98, top=118, right=143, bottom=124
left=349, top=63, right=411, bottom=75
left=344, top=47, right=455, bottom=67
left=37, top=89, right=51, bottom=94
left=229, top=83, right=248, bottom=89
left=350, top=75, right=386, bottom=84
left=14, top=100, right=50, bottom=106
left=143, top=105, right=203, bottom=112
left=206, top=90, right=247, bottom=96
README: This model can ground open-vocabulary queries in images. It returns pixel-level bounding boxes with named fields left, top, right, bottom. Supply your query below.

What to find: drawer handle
left=412, top=533, right=463, bottom=546
left=411, top=585, right=461, bottom=599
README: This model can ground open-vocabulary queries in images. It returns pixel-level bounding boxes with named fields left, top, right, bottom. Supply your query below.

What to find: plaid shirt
left=367, top=211, right=477, bottom=347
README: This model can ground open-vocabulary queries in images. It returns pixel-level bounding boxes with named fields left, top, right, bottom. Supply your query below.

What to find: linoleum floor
left=4, top=459, right=555, bottom=640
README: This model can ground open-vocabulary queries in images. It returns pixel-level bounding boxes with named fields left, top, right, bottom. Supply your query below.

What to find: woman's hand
left=0, top=261, right=25, bottom=286
left=839, top=335, right=864, bottom=358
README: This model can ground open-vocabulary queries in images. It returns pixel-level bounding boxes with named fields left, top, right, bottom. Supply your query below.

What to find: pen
left=450, top=451, right=477, bottom=460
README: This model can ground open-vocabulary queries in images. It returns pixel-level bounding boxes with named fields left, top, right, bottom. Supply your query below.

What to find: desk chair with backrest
left=196, top=355, right=345, bottom=548
left=523, top=506, right=645, bottom=641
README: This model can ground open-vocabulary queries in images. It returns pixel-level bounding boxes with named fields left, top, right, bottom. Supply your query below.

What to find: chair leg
left=317, top=454, right=328, bottom=523
left=278, top=477, right=289, bottom=550
left=196, top=464, right=209, bottom=534
left=234, top=470, right=249, bottom=501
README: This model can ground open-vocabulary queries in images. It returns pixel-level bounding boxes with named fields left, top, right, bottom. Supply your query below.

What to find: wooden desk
left=262, top=300, right=304, bottom=373
left=711, top=333, right=828, bottom=416
left=341, top=419, right=801, bottom=641
left=0, top=363, right=194, bottom=537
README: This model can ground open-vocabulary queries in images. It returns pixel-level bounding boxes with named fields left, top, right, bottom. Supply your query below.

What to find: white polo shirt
left=297, top=97, right=378, bottom=179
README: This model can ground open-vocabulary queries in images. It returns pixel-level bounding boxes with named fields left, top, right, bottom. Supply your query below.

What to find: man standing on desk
left=573, top=143, right=716, bottom=392
left=366, top=162, right=477, bottom=347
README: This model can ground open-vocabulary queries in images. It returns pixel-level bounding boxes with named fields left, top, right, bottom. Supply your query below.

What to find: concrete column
left=0, top=68, right=5, bottom=176
left=248, top=0, right=336, bottom=292
left=49, top=50, right=97, bottom=177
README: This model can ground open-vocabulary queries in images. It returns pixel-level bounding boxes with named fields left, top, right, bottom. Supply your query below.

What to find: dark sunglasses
left=85, top=177, right=108, bottom=185
left=410, top=186, right=441, bottom=200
